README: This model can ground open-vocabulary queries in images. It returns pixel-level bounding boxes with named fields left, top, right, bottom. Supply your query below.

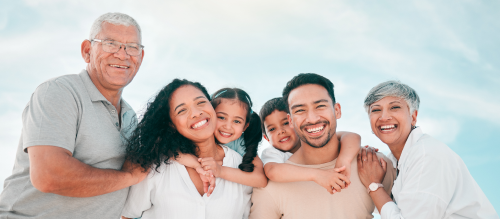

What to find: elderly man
left=0, top=13, right=147, bottom=218
left=250, top=73, right=397, bottom=219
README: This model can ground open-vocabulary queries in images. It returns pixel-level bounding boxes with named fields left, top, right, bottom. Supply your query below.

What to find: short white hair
left=364, top=80, right=420, bottom=114
left=89, top=12, right=142, bottom=42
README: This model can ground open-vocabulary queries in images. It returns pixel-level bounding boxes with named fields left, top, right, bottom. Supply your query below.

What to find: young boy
left=259, top=97, right=361, bottom=194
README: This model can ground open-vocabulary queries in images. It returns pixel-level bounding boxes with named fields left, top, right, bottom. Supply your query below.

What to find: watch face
left=369, top=183, right=378, bottom=191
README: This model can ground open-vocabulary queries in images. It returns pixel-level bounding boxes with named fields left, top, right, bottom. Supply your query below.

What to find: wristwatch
left=367, top=182, right=384, bottom=193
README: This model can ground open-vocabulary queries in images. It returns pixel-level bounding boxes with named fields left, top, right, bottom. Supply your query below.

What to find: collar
left=387, top=126, right=424, bottom=169
left=78, top=69, right=108, bottom=102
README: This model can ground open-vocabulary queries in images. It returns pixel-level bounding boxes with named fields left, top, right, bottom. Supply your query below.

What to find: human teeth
left=381, top=125, right=396, bottom=130
left=220, top=131, right=232, bottom=136
left=192, top=120, right=207, bottom=129
left=306, top=126, right=324, bottom=133
left=110, top=64, right=129, bottom=69
left=280, top=137, right=289, bottom=142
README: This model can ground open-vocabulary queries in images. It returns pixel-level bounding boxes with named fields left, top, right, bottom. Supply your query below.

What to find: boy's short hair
left=282, top=73, right=336, bottom=110
left=259, top=97, right=289, bottom=136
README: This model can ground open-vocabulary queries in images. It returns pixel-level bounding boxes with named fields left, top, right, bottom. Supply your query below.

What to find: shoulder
left=32, top=74, right=83, bottom=98
left=409, top=134, right=460, bottom=166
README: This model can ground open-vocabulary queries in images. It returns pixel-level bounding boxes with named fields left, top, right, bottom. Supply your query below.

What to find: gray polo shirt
left=0, top=70, right=137, bottom=219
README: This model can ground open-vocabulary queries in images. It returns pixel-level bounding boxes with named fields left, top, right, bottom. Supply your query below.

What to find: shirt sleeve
left=249, top=187, right=281, bottom=219
left=261, top=147, right=288, bottom=165
left=22, top=80, right=79, bottom=153
left=121, top=169, right=156, bottom=218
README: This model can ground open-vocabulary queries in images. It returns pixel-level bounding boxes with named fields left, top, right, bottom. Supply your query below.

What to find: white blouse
left=381, top=127, right=498, bottom=219
left=121, top=146, right=253, bottom=219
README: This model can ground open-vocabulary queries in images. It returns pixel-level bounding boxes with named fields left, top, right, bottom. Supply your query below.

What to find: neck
left=387, top=132, right=412, bottom=161
left=195, top=135, right=220, bottom=158
left=289, top=133, right=340, bottom=165
left=86, top=67, right=123, bottom=109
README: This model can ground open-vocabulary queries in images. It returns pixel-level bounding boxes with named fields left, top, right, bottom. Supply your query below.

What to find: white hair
left=364, top=80, right=420, bottom=114
left=89, top=12, right=142, bottom=42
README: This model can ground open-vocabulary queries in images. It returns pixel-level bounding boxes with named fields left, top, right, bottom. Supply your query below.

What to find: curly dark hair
left=125, top=79, right=211, bottom=172
left=211, top=88, right=262, bottom=172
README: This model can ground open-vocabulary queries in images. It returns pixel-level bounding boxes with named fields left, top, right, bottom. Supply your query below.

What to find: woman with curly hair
left=121, top=79, right=252, bottom=219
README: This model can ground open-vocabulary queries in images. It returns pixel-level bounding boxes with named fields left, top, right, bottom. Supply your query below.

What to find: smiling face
left=169, top=85, right=217, bottom=143
left=83, top=22, right=144, bottom=91
left=369, top=96, right=418, bottom=149
left=213, top=99, right=249, bottom=144
left=263, top=110, right=300, bottom=153
left=287, top=84, right=341, bottom=148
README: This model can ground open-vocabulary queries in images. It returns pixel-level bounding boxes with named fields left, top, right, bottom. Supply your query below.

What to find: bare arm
left=335, top=131, right=362, bottom=179
left=264, top=162, right=350, bottom=194
left=29, top=145, right=147, bottom=197
left=201, top=156, right=268, bottom=188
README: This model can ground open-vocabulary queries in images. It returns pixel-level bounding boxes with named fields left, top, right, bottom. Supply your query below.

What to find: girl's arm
left=176, top=153, right=216, bottom=195
left=335, top=131, right=362, bottom=179
left=264, top=162, right=350, bottom=194
left=200, top=156, right=268, bottom=188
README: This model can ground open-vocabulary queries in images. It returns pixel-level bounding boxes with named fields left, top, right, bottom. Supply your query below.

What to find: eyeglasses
left=91, top=39, right=144, bottom=56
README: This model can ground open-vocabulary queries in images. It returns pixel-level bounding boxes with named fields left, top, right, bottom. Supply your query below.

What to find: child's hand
left=334, top=159, right=352, bottom=182
left=195, top=166, right=216, bottom=197
left=199, top=157, right=223, bottom=178
left=312, top=168, right=351, bottom=194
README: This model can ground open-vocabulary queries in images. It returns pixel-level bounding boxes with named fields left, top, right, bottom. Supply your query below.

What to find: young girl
left=176, top=88, right=268, bottom=189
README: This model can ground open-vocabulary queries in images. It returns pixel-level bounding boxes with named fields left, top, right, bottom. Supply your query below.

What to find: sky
left=1, top=0, right=499, bottom=215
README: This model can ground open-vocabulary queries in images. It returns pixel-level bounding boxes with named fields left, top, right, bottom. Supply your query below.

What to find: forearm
left=336, top=131, right=361, bottom=165
left=175, top=153, right=202, bottom=169
left=369, top=189, right=393, bottom=214
left=264, top=163, right=318, bottom=182
left=29, top=146, right=136, bottom=197
left=219, top=157, right=267, bottom=187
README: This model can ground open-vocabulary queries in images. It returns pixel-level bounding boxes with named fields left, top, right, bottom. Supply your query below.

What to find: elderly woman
left=357, top=81, right=497, bottom=219
left=120, top=79, right=252, bottom=219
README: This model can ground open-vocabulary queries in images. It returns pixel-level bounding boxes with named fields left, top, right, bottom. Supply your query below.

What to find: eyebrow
left=370, top=100, right=402, bottom=109
left=314, top=99, right=329, bottom=104
left=174, top=96, right=206, bottom=112
left=290, top=99, right=329, bottom=111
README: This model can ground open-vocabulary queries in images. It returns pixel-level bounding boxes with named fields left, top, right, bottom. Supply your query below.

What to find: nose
left=305, top=110, right=321, bottom=124
left=191, top=107, right=203, bottom=119
left=379, top=109, right=392, bottom=121
left=278, top=127, right=286, bottom=135
left=114, top=45, right=130, bottom=60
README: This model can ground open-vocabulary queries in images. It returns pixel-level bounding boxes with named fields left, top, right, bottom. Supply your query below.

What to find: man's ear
left=334, top=103, right=341, bottom=119
left=263, top=134, right=269, bottom=142
left=81, top=40, right=92, bottom=63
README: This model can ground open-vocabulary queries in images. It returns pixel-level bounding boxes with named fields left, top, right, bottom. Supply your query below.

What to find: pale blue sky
left=1, top=0, right=499, bottom=213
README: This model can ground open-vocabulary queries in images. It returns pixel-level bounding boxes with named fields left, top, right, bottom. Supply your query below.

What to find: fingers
left=333, top=166, right=346, bottom=173
left=203, top=181, right=209, bottom=194
left=325, top=185, right=334, bottom=195
left=380, top=158, right=387, bottom=172
left=207, top=172, right=216, bottom=196
left=360, top=148, right=368, bottom=163
left=331, top=182, right=341, bottom=193
left=366, top=147, right=374, bottom=162
left=357, top=153, right=362, bottom=168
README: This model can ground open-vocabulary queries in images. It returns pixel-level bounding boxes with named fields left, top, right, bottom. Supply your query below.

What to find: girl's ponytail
left=238, top=111, right=262, bottom=172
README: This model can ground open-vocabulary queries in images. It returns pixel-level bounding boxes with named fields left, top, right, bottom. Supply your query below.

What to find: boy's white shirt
left=261, top=146, right=293, bottom=165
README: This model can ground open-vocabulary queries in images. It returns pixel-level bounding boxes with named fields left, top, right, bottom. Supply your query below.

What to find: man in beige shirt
left=250, top=73, right=396, bottom=219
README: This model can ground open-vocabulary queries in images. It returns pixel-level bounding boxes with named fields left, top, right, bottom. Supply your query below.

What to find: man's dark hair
left=282, top=73, right=336, bottom=109
left=259, top=97, right=288, bottom=136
